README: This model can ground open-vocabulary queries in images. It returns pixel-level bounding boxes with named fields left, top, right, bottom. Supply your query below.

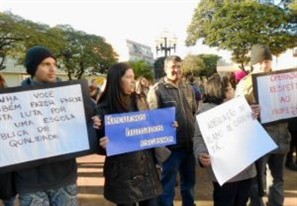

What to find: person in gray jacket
left=194, top=74, right=257, bottom=206
left=147, top=55, right=197, bottom=206
left=235, top=44, right=291, bottom=206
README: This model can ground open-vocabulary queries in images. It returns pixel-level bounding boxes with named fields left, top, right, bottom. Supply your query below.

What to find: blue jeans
left=249, top=154, right=286, bottom=206
left=213, top=178, right=252, bottom=206
left=159, top=149, right=196, bottom=206
left=3, top=196, right=16, bottom=206
left=19, top=183, right=79, bottom=206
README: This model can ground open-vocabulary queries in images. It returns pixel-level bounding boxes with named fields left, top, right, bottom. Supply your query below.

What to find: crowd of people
left=0, top=44, right=296, bottom=206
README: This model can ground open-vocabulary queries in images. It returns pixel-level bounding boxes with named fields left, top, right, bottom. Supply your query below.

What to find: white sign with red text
left=255, top=68, right=297, bottom=124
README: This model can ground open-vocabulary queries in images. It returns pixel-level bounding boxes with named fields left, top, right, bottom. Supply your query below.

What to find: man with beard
left=236, top=44, right=291, bottom=206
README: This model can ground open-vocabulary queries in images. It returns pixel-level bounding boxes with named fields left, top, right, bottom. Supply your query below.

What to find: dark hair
left=98, top=62, right=135, bottom=113
left=186, top=73, right=195, bottom=83
left=164, top=55, right=182, bottom=66
left=203, top=73, right=232, bottom=104
left=205, top=75, right=223, bottom=99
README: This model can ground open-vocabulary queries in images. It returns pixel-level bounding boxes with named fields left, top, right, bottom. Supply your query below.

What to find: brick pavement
left=76, top=154, right=297, bottom=206
left=1, top=154, right=296, bottom=206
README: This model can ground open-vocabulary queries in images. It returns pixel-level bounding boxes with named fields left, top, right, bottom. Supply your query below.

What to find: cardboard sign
left=196, top=96, right=277, bottom=185
left=252, top=68, right=297, bottom=124
left=0, top=80, right=97, bottom=173
left=105, top=107, right=176, bottom=156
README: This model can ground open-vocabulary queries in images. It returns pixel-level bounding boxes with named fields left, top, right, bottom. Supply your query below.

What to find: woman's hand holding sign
left=199, top=153, right=211, bottom=167
left=172, top=121, right=178, bottom=128
left=100, top=136, right=109, bottom=149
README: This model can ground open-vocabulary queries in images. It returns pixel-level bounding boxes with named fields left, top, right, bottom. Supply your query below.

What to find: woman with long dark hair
left=95, top=62, right=163, bottom=206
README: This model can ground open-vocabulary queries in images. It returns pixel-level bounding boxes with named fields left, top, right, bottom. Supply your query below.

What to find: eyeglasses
left=168, top=64, right=181, bottom=70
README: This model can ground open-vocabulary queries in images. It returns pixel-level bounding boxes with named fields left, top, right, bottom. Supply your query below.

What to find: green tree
left=186, top=1, right=297, bottom=70
left=129, top=60, right=154, bottom=81
left=0, top=12, right=118, bottom=79
left=182, top=54, right=220, bottom=78
left=198, top=54, right=221, bottom=77
left=0, top=12, right=30, bottom=69
left=289, top=0, right=297, bottom=11
left=57, top=25, right=118, bottom=79
left=21, top=20, right=63, bottom=52
left=182, top=55, right=205, bottom=76
left=288, top=0, right=297, bottom=33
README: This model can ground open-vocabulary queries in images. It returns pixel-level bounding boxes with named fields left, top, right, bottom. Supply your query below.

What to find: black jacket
left=96, top=97, right=162, bottom=204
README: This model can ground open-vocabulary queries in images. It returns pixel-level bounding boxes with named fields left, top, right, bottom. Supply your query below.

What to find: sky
left=1, top=0, right=232, bottom=62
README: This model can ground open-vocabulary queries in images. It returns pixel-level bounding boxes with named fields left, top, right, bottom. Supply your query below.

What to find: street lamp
left=155, top=31, right=177, bottom=57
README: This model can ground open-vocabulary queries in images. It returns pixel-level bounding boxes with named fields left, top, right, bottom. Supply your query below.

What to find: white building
left=126, top=39, right=154, bottom=64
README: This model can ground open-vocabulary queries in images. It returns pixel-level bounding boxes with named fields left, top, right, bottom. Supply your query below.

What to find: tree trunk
left=0, top=55, right=6, bottom=70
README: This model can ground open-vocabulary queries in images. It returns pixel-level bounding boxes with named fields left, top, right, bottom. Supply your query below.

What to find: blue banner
left=105, top=107, right=176, bottom=156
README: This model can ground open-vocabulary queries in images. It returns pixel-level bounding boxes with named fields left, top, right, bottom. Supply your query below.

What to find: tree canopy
left=182, top=54, right=220, bottom=77
left=186, top=0, right=297, bottom=70
left=129, top=59, right=154, bottom=81
left=182, top=55, right=205, bottom=76
left=0, top=12, right=118, bottom=79
left=289, top=0, right=297, bottom=11
left=0, top=12, right=29, bottom=69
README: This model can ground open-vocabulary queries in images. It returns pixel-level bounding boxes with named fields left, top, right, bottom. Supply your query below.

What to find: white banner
left=0, top=84, right=90, bottom=167
left=196, top=96, right=277, bottom=185
left=254, top=68, right=297, bottom=124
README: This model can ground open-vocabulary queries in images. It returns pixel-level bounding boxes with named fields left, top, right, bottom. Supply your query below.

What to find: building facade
left=126, top=39, right=154, bottom=64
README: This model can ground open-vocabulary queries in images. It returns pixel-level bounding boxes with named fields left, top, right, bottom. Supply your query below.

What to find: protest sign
left=196, top=96, right=277, bottom=185
left=0, top=80, right=97, bottom=173
left=252, top=68, right=297, bottom=124
left=105, top=107, right=176, bottom=156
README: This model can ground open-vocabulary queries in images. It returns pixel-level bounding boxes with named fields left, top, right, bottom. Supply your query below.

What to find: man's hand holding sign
left=0, top=80, right=97, bottom=173
left=252, top=68, right=297, bottom=124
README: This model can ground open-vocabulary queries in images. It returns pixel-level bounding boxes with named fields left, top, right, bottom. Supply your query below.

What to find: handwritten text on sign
left=105, top=107, right=176, bottom=156
left=196, top=96, right=277, bottom=185
left=0, top=84, right=89, bottom=167
left=255, top=69, right=297, bottom=124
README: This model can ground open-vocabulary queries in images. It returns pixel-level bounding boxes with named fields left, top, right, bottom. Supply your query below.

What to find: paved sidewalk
left=1, top=154, right=296, bottom=206
left=77, top=154, right=297, bottom=206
